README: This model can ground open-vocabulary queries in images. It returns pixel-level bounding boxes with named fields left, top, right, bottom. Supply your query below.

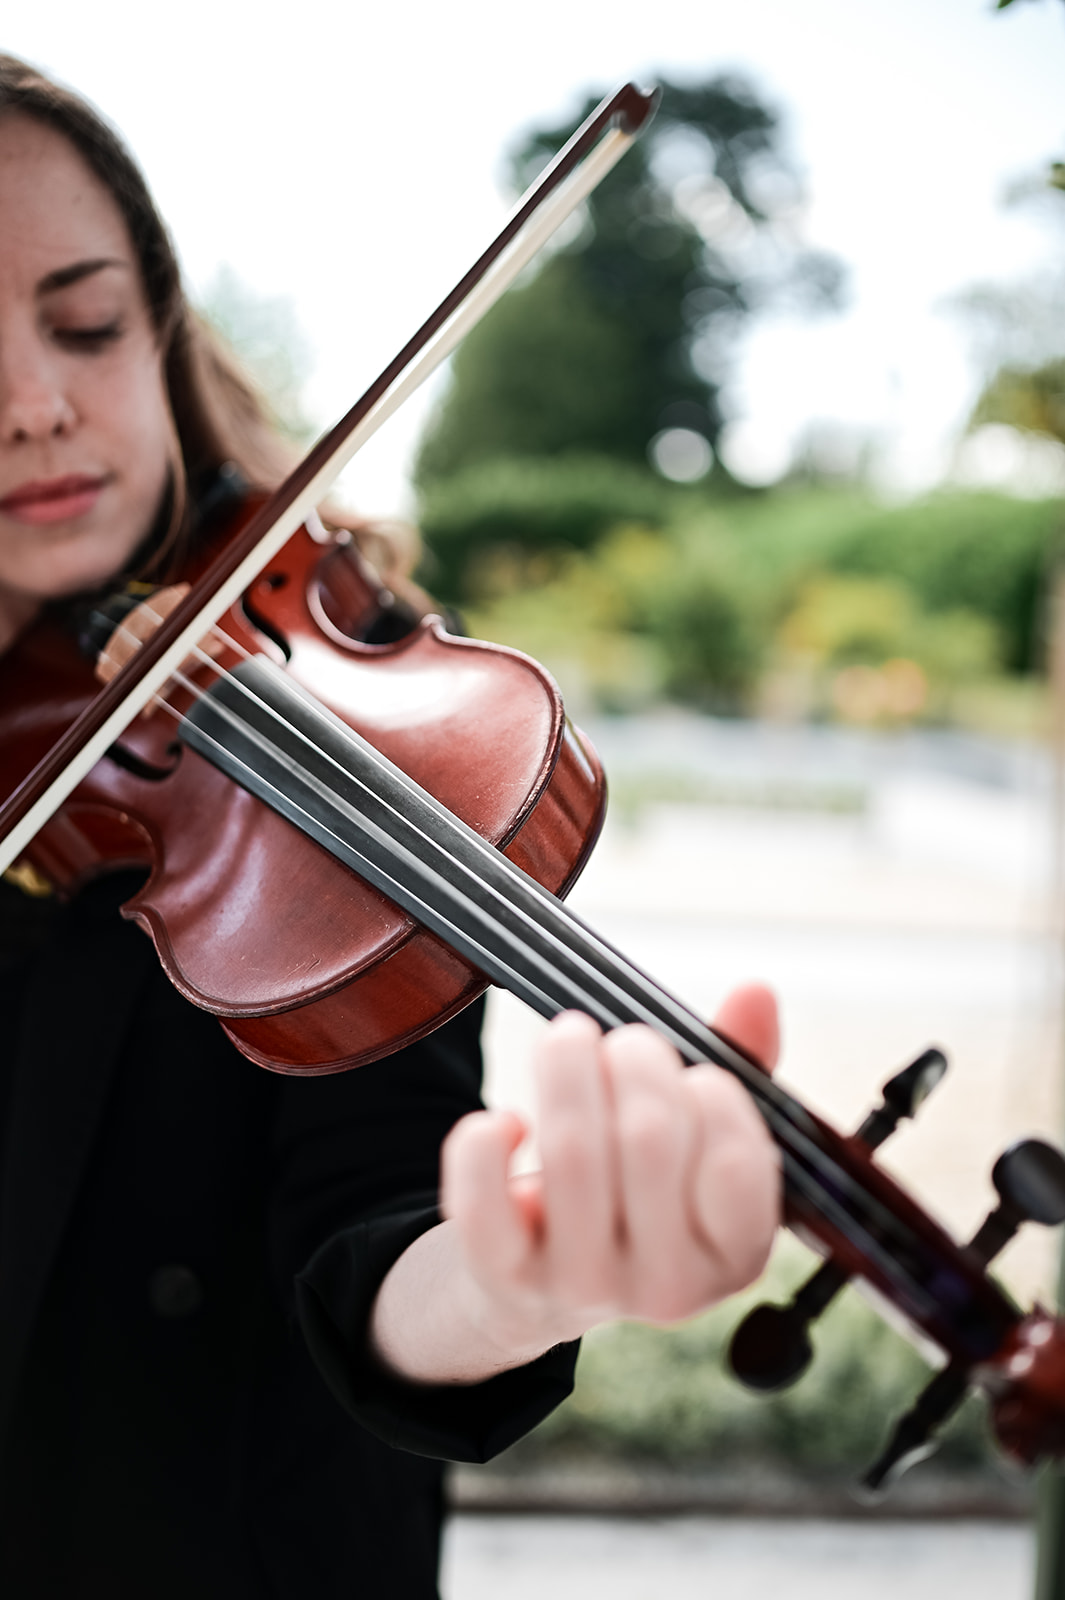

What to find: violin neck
left=179, top=653, right=1019, bottom=1369
left=179, top=657, right=886, bottom=1254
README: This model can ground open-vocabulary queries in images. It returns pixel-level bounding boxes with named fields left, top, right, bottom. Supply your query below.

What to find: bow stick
left=0, top=82, right=659, bottom=875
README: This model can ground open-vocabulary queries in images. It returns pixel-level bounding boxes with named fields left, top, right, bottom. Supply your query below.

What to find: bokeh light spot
left=649, top=427, right=714, bottom=483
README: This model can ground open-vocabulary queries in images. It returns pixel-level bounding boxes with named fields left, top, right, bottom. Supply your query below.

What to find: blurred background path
left=443, top=1514, right=1032, bottom=1600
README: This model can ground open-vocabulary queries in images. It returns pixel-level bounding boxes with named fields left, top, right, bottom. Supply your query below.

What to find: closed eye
left=55, top=321, right=123, bottom=349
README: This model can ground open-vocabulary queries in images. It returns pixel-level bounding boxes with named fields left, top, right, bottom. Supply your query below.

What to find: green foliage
left=450, top=477, right=1065, bottom=720
left=415, top=75, right=842, bottom=491
left=812, top=491, right=1065, bottom=673
left=519, top=1241, right=993, bottom=1473
left=463, top=533, right=664, bottom=713
left=972, top=360, right=1065, bottom=447
left=774, top=571, right=1002, bottom=725
left=463, top=516, right=768, bottom=713
left=662, top=487, right=1061, bottom=673
left=416, top=263, right=649, bottom=486
left=417, top=454, right=674, bottom=598
left=638, top=528, right=766, bottom=706
left=781, top=574, right=919, bottom=663
left=780, top=573, right=1001, bottom=679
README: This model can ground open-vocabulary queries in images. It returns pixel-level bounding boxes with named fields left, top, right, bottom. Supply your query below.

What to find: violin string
left=136, top=651, right=966, bottom=1323
left=190, top=682, right=967, bottom=1322
left=160, top=657, right=774, bottom=1073
left=152, top=673, right=643, bottom=1058
left=172, top=663, right=719, bottom=1054
left=104, top=605, right=255, bottom=720
left=167, top=667, right=804, bottom=1099
left=121, top=644, right=1013, bottom=1346
left=206, top=623, right=254, bottom=661
left=150, top=665, right=890, bottom=1162
left=168, top=660, right=761, bottom=1062
left=133, top=660, right=906, bottom=1188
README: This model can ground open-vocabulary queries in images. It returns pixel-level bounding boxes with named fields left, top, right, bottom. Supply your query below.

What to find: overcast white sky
left=6, top=0, right=1065, bottom=510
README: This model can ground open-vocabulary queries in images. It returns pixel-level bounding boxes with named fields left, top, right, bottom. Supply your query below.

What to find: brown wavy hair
left=0, top=53, right=421, bottom=599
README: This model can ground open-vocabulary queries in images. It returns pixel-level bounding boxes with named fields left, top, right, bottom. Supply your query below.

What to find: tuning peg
left=863, top=1141, right=1065, bottom=1493
left=855, top=1047, right=948, bottom=1151
left=861, top=1364, right=970, bottom=1495
left=729, top=1259, right=849, bottom=1391
left=967, top=1139, right=1065, bottom=1268
left=729, top=1048, right=947, bottom=1395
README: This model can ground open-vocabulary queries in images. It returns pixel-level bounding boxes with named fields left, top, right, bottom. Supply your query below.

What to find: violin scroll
left=730, top=1055, right=1065, bottom=1493
left=728, top=1046, right=949, bottom=1395
left=986, top=1309, right=1065, bottom=1466
left=972, top=1145, right=1065, bottom=1466
left=864, top=1140, right=1065, bottom=1490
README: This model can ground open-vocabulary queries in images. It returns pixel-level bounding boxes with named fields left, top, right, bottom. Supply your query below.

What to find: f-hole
left=106, top=740, right=183, bottom=781
left=240, top=573, right=293, bottom=663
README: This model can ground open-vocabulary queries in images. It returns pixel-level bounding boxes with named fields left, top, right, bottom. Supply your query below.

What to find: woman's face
left=0, top=113, right=173, bottom=619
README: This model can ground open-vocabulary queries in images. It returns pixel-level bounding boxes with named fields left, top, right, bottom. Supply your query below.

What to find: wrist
left=370, top=1219, right=580, bottom=1387
left=452, top=1255, right=584, bottom=1369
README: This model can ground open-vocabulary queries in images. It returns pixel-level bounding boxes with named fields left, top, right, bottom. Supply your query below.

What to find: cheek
left=102, top=357, right=175, bottom=528
left=0, top=351, right=177, bottom=604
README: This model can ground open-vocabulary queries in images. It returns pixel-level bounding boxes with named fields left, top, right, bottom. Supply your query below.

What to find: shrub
left=820, top=491, right=1065, bottom=673
left=417, top=454, right=675, bottom=600
left=641, top=540, right=767, bottom=709
left=421, top=470, right=1065, bottom=721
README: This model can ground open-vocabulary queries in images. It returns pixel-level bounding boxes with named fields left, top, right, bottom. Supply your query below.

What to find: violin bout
left=0, top=516, right=607, bottom=1071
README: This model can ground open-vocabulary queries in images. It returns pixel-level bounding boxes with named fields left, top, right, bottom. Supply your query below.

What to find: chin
left=39, top=534, right=144, bottom=600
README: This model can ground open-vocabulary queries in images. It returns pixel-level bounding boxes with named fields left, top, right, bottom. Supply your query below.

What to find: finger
left=440, top=1109, right=532, bottom=1284
left=508, top=1171, right=546, bottom=1236
left=712, top=983, right=780, bottom=1072
left=94, top=584, right=191, bottom=684
left=535, top=1012, right=619, bottom=1309
left=605, top=1025, right=702, bottom=1321
left=685, top=1066, right=781, bottom=1294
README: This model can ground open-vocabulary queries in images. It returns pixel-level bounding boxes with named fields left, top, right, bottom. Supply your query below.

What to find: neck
left=0, top=591, right=41, bottom=656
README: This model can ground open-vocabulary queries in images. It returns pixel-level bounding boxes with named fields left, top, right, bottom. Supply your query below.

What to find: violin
left=3, top=84, right=1065, bottom=1495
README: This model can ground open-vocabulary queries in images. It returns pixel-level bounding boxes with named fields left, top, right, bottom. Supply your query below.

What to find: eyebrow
left=37, top=258, right=129, bottom=295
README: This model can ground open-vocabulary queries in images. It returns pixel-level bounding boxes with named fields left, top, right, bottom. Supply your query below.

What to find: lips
left=0, top=473, right=111, bottom=525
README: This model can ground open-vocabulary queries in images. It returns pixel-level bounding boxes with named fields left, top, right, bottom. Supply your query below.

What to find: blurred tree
left=970, top=359, right=1065, bottom=447
left=414, top=76, right=843, bottom=491
left=950, top=132, right=1065, bottom=454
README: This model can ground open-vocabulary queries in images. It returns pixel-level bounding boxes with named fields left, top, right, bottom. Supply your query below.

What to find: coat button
left=148, top=1264, right=204, bottom=1317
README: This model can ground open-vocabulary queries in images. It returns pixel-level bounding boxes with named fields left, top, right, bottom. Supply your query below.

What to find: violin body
left=0, top=508, right=606, bottom=1072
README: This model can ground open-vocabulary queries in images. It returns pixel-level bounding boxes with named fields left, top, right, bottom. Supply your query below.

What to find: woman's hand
left=370, top=986, right=781, bottom=1384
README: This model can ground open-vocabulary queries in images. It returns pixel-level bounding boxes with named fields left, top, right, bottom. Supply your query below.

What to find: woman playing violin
left=0, top=55, right=779, bottom=1598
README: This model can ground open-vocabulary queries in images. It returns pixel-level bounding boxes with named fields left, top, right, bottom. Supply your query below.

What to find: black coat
left=0, top=876, right=576, bottom=1599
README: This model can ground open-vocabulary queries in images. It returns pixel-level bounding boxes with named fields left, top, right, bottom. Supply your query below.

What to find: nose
left=0, top=341, right=77, bottom=445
